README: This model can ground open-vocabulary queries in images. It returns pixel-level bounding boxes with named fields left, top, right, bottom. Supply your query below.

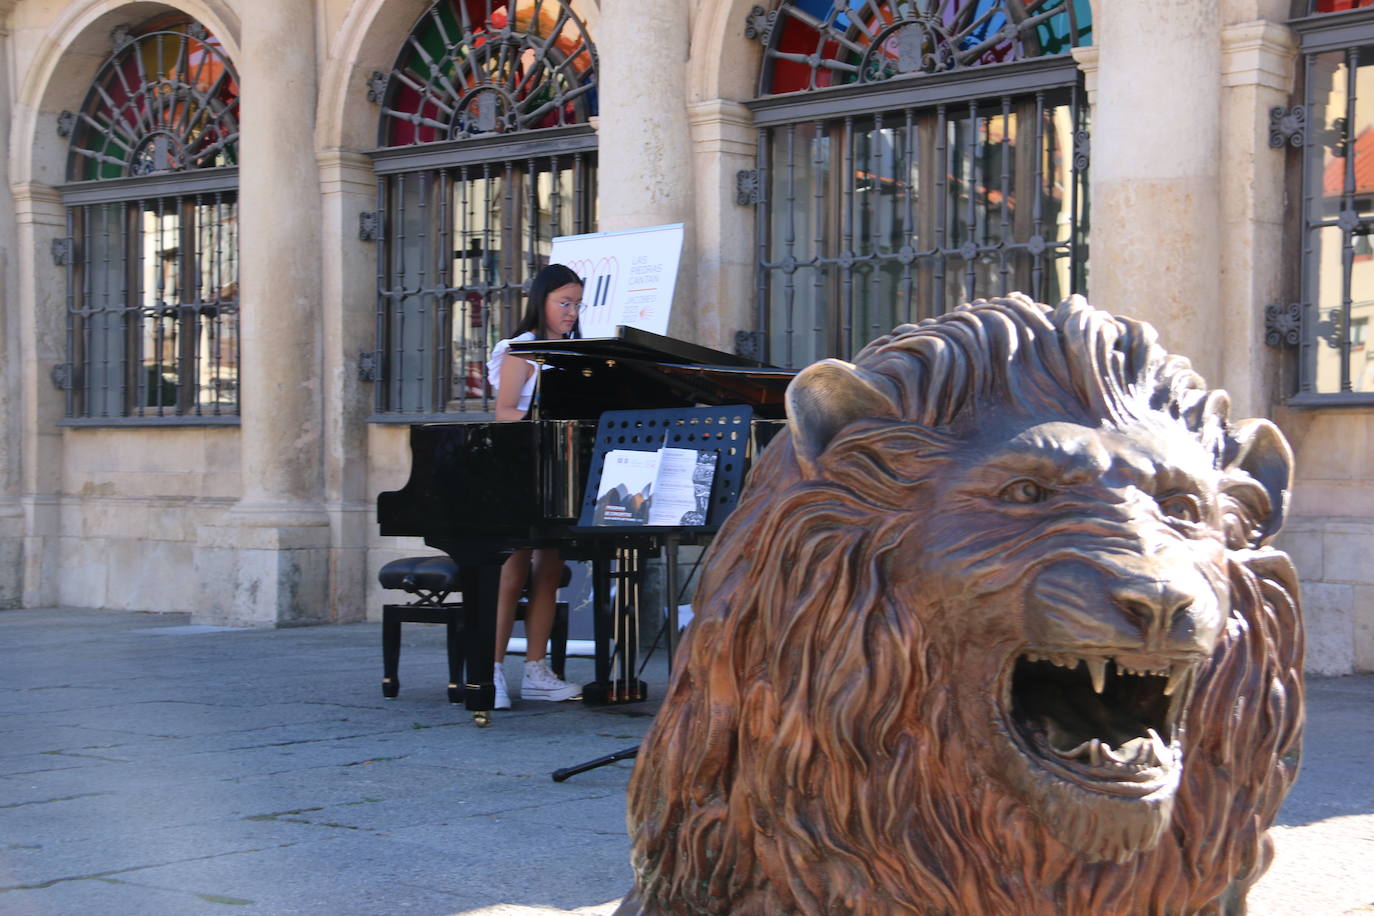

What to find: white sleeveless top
left=487, top=331, right=539, bottom=411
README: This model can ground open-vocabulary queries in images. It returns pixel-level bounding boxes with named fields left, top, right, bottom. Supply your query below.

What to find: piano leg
left=381, top=608, right=402, bottom=699
left=459, top=562, right=502, bottom=727
left=444, top=602, right=464, bottom=706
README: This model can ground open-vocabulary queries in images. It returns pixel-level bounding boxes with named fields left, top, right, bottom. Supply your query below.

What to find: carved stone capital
left=1221, top=20, right=1296, bottom=93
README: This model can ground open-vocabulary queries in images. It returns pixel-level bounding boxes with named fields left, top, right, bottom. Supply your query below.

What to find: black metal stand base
left=551, top=744, right=640, bottom=782
left=580, top=678, right=648, bottom=706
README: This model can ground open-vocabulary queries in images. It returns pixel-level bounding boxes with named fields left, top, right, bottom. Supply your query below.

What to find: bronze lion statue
left=618, top=294, right=1303, bottom=915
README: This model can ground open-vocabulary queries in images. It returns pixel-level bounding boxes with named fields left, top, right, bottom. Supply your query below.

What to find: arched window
left=369, top=0, right=598, bottom=415
left=745, top=0, right=1091, bottom=367
left=58, top=14, right=240, bottom=421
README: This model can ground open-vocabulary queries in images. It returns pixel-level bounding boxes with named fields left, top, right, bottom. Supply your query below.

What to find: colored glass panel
left=67, top=21, right=238, bottom=181
left=1314, top=0, right=1374, bottom=12
left=380, top=0, right=597, bottom=147
left=760, top=0, right=1092, bottom=96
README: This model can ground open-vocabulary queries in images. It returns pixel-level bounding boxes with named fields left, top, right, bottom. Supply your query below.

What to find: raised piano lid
left=508, top=326, right=796, bottom=419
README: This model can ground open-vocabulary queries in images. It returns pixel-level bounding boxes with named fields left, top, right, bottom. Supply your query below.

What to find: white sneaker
left=492, top=664, right=512, bottom=709
left=521, top=659, right=580, bottom=702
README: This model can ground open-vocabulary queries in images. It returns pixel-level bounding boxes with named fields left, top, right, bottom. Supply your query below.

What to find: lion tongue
left=1041, top=718, right=1163, bottom=768
left=1041, top=717, right=1088, bottom=755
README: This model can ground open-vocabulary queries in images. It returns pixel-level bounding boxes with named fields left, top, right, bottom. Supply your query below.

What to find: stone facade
left=0, top=0, right=1370, bottom=673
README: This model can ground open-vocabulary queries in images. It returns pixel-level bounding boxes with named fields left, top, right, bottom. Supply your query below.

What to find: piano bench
left=378, top=555, right=570, bottom=702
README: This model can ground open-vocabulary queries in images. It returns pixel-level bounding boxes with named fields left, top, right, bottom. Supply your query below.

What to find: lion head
left=619, top=295, right=1304, bottom=915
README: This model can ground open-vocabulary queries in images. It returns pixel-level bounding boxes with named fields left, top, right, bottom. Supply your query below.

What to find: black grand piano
left=376, top=327, right=795, bottom=723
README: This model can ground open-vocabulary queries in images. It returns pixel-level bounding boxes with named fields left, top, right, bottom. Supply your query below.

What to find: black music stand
left=553, top=406, right=752, bottom=780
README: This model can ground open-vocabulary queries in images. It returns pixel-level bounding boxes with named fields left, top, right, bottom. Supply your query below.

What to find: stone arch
left=318, top=0, right=430, bottom=153
left=11, top=0, right=240, bottom=187
left=687, top=0, right=764, bottom=104
left=319, top=0, right=603, bottom=153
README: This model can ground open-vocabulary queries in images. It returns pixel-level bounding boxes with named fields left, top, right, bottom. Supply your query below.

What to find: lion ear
left=786, top=359, right=897, bottom=475
left=1224, top=418, right=1294, bottom=544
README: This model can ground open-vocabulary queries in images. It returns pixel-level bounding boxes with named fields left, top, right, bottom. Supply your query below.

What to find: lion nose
left=1109, top=576, right=1200, bottom=649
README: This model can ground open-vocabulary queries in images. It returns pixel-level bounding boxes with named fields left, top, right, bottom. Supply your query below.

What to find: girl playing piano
left=485, top=264, right=585, bottom=708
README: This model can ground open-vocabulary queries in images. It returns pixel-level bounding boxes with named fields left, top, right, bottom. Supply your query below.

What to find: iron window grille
left=745, top=0, right=1091, bottom=367
left=368, top=0, right=598, bottom=417
left=1284, top=2, right=1374, bottom=403
left=56, top=15, right=240, bottom=423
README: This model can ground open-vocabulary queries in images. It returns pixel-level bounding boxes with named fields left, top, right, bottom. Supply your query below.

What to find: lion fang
left=1087, top=657, right=1107, bottom=694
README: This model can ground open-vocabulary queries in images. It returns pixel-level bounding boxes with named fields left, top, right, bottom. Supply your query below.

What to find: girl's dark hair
left=513, top=263, right=584, bottom=338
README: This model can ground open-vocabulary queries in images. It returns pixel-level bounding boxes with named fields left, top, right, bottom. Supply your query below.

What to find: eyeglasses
left=551, top=299, right=585, bottom=311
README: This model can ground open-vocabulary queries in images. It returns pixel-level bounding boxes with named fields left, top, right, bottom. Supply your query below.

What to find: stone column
left=1071, top=45, right=1099, bottom=110
left=194, top=0, right=330, bottom=626
left=318, top=149, right=377, bottom=624
left=1090, top=0, right=1223, bottom=384
left=1218, top=18, right=1296, bottom=418
left=687, top=99, right=756, bottom=353
left=596, top=0, right=697, bottom=341
left=0, top=24, right=25, bottom=607
left=10, top=179, right=65, bottom=609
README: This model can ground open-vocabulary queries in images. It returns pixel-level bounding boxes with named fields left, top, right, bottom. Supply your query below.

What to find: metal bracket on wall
left=110, top=24, right=134, bottom=53
left=744, top=5, right=776, bottom=44
left=1268, top=106, right=1306, bottom=149
left=51, top=238, right=74, bottom=266
left=50, top=363, right=74, bottom=391
left=56, top=110, right=75, bottom=138
left=1264, top=303, right=1301, bottom=348
left=359, top=211, right=384, bottom=242
left=1073, top=128, right=1090, bottom=170
left=366, top=71, right=389, bottom=104
left=357, top=350, right=378, bottom=382
left=734, top=330, right=765, bottom=361
left=736, top=169, right=760, bottom=206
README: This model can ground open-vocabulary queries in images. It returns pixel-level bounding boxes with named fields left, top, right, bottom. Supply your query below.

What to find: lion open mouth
left=1007, top=652, right=1195, bottom=796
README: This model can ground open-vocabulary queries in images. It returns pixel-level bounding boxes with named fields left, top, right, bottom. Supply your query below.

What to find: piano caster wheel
left=382, top=678, right=398, bottom=699
left=473, top=710, right=492, bottom=728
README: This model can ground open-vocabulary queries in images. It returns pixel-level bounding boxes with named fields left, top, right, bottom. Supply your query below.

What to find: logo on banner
left=563, top=256, right=619, bottom=332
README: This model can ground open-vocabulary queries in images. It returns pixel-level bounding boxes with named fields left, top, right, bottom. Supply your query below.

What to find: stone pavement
left=1, top=608, right=1371, bottom=916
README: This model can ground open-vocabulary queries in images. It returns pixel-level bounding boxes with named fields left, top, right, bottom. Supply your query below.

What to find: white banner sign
left=549, top=223, right=684, bottom=338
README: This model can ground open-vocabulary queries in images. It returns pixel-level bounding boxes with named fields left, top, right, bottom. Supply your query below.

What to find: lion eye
left=1158, top=493, right=1202, bottom=523
left=1000, top=479, right=1052, bottom=504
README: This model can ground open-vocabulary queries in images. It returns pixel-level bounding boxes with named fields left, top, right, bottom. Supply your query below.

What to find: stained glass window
left=747, top=1, right=1090, bottom=366
left=66, top=16, right=238, bottom=181
left=758, top=0, right=1092, bottom=96
left=370, top=1, right=598, bottom=416
left=1312, top=1, right=1374, bottom=13
left=59, top=16, right=239, bottom=422
left=377, top=0, right=596, bottom=147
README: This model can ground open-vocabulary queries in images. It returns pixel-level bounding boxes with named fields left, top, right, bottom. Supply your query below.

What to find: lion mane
left=618, top=295, right=1304, bottom=915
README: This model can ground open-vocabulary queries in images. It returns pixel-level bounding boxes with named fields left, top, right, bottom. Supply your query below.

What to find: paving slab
left=1, top=607, right=1371, bottom=915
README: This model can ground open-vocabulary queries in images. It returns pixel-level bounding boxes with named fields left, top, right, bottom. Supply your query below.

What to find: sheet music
left=591, top=447, right=717, bottom=527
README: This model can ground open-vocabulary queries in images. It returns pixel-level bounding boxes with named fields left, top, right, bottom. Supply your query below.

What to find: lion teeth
left=1148, top=728, right=1171, bottom=763
left=1117, top=737, right=1146, bottom=764
left=1089, top=738, right=1103, bottom=767
left=1163, top=665, right=1187, bottom=697
left=1060, top=739, right=1093, bottom=759
left=1086, top=657, right=1107, bottom=694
